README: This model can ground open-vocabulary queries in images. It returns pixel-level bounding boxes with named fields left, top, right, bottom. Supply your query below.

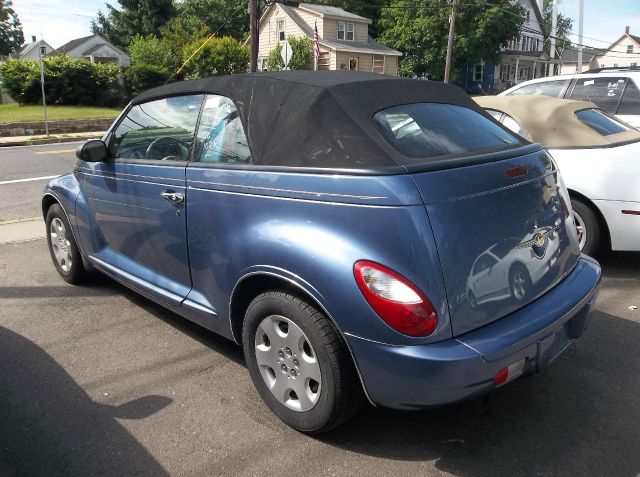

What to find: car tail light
left=353, top=260, right=437, bottom=337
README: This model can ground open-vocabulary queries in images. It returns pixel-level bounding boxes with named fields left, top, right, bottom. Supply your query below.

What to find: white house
left=250, top=2, right=402, bottom=75
left=492, top=0, right=549, bottom=91
left=54, top=34, right=130, bottom=67
left=13, top=36, right=55, bottom=60
left=592, top=26, right=640, bottom=69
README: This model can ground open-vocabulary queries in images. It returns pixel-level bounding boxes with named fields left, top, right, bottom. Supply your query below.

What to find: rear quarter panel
left=185, top=167, right=453, bottom=345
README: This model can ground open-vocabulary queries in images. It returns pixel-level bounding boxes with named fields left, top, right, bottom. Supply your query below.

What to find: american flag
left=313, top=20, right=321, bottom=60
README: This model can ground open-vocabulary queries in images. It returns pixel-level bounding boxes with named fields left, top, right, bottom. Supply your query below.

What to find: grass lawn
left=0, top=103, right=121, bottom=123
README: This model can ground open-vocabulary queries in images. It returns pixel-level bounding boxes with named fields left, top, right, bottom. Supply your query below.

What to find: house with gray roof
left=53, top=34, right=130, bottom=67
left=12, top=36, right=54, bottom=60
left=250, top=2, right=402, bottom=75
left=558, top=46, right=604, bottom=74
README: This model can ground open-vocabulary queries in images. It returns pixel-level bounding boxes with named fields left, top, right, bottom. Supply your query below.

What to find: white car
left=475, top=95, right=640, bottom=256
left=498, top=70, right=640, bottom=128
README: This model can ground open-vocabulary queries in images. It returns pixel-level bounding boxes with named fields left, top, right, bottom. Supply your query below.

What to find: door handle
left=161, top=190, right=184, bottom=205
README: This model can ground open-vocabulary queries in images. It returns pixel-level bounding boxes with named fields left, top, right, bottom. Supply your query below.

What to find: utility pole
left=37, top=40, right=49, bottom=137
left=249, top=0, right=258, bottom=72
left=576, top=0, right=584, bottom=73
left=549, top=0, right=558, bottom=76
left=444, top=0, right=457, bottom=83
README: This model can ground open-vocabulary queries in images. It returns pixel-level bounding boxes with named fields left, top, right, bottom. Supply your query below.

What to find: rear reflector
left=622, top=210, right=640, bottom=216
left=354, top=260, right=438, bottom=337
left=494, top=359, right=526, bottom=386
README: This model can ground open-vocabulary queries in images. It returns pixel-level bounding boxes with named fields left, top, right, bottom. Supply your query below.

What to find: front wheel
left=571, top=199, right=602, bottom=256
left=242, top=291, right=363, bottom=434
left=46, top=204, right=88, bottom=284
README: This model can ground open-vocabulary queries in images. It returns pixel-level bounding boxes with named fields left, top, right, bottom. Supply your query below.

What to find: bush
left=124, top=63, right=172, bottom=96
left=265, top=36, right=313, bottom=71
left=180, top=36, right=249, bottom=79
left=0, top=57, right=124, bottom=106
left=128, top=34, right=177, bottom=71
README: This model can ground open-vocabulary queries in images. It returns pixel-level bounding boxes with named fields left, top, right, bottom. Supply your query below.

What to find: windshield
left=374, top=103, right=522, bottom=160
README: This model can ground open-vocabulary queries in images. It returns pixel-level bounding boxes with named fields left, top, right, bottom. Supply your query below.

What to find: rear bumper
left=346, top=255, right=601, bottom=410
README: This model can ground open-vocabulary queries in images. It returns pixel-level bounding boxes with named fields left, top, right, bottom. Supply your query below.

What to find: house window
left=338, top=21, right=354, bottom=41
left=474, top=64, right=483, bottom=81
left=277, top=19, right=285, bottom=42
left=349, top=57, right=358, bottom=70
left=627, top=45, right=634, bottom=54
left=632, top=62, right=637, bottom=67
left=614, top=63, right=619, bottom=67
left=346, top=22, right=354, bottom=41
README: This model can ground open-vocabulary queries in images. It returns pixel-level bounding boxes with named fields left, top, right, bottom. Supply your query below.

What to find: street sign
left=280, top=40, right=292, bottom=69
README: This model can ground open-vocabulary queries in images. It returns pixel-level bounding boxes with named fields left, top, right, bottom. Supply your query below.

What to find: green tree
left=180, top=36, right=249, bottom=79
left=0, top=0, right=23, bottom=56
left=159, top=18, right=209, bottom=63
left=542, top=0, right=573, bottom=56
left=91, top=0, right=175, bottom=49
left=287, top=36, right=313, bottom=70
left=266, top=43, right=284, bottom=71
left=265, top=36, right=313, bottom=71
left=128, top=34, right=176, bottom=71
left=176, top=0, right=248, bottom=41
left=378, top=0, right=525, bottom=79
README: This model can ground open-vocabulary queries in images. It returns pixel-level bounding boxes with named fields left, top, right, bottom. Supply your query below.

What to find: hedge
left=0, top=56, right=124, bottom=106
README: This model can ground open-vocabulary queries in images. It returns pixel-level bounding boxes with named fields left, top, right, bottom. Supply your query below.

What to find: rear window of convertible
left=374, top=103, right=521, bottom=160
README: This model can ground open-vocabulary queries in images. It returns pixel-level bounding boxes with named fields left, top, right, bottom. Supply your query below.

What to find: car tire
left=45, top=203, right=88, bottom=284
left=242, top=290, right=364, bottom=434
left=509, top=264, right=531, bottom=303
left=571, top=199, right=601, bottom=256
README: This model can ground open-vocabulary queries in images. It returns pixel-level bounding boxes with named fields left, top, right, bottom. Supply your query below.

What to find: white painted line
left=0, top=175, right=58, bottom=185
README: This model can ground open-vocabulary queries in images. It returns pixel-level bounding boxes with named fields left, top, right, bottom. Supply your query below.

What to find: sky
left=13, top=0, right=640, bottom=51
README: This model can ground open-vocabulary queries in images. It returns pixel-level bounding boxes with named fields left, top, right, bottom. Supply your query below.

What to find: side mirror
left=76, top=139, right=108, bottom=162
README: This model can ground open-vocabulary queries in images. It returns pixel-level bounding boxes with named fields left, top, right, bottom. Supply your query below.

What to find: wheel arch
left=41, top=192, right=59, bottom=218
left=228, top=270, right=375, bottom=405
left=567, top=189, right=611, bottom=249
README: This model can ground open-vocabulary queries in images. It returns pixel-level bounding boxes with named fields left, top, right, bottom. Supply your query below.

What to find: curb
left=0, top=132, right=105, bottom=147
left=0, top=217, right=46, bottom=244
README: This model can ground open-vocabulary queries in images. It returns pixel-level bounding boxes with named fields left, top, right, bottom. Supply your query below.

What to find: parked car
left=475, top=94, right=640, bottom=257
left=44, top=72, right=601, bottom=433
left=499, top=70, right=640, bottom=128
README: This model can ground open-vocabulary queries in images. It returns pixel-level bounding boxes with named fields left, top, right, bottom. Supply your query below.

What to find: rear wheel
left=242, top=291, right=363, bottom=434
left=46, top=204, right=88, bottom=284
left=571, top=199, right=601, bottom=256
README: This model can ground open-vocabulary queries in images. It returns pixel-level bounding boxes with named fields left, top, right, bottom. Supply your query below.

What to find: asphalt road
left=1, top=237, right=639, bottom=476
left=0, top=143, right=79, bottom=221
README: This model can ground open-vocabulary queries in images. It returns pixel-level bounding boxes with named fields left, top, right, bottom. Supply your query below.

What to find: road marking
left=34, top=148, right=76, bottom=155
left=0, top=175, right=58, bottom=185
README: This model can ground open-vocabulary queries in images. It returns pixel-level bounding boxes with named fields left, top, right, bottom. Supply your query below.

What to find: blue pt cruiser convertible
left=43, top=72, right=601, bottom=433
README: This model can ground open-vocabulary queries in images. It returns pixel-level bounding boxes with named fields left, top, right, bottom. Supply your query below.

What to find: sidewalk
left=0, top=131, right=105, bottom=147
left=0, top=218, right=45, bottom=244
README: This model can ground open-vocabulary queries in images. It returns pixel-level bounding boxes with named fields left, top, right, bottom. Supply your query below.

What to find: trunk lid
left=412, top=149, right=581, bottom=336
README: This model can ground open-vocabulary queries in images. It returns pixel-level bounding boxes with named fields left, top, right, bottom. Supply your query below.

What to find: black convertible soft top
left=132, top=71, right=511, bottom=171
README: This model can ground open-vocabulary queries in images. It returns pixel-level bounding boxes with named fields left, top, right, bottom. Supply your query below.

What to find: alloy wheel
left=50, top=217, right=72, bottom=272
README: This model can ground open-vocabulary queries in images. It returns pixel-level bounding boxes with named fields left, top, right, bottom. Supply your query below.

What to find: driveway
left=1, top=237, right=638, bottom=476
